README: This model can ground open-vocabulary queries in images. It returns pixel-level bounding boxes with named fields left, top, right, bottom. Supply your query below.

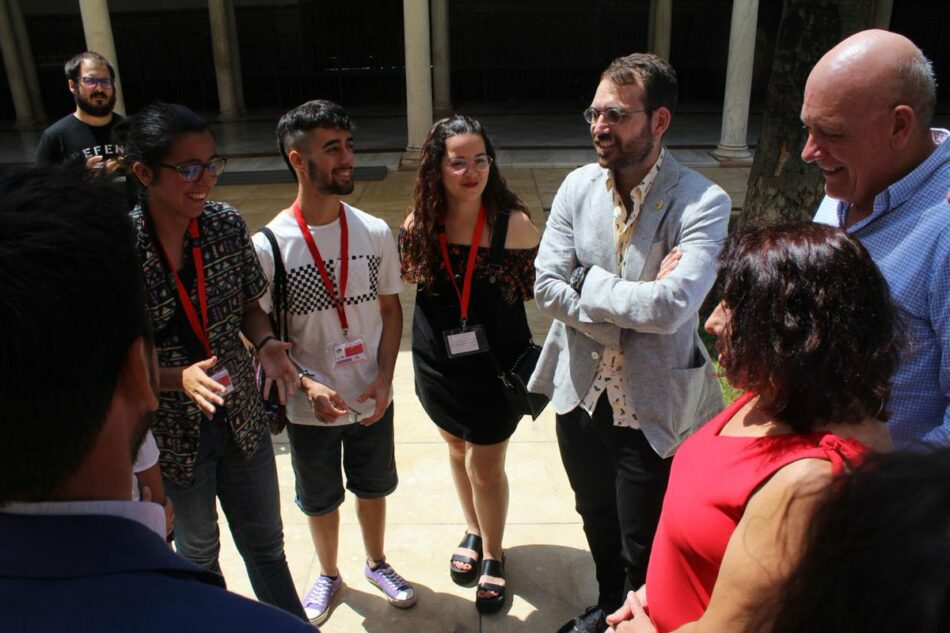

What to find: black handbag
left=488, top=210, right=549, bottom=421
left=498, top=342, right=548, bottom=420
left=256, top=226, right=290, bottom=435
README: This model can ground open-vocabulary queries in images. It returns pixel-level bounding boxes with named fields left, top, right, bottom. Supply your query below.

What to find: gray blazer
left=528, top=153, right=730, bottom=458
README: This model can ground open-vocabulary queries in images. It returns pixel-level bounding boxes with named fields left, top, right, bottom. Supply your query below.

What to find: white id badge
left=210, top=367, right=235, bottom=396
left=328, top=336, right=368, bottom=369
left=443, top=324, right=490, bottom=358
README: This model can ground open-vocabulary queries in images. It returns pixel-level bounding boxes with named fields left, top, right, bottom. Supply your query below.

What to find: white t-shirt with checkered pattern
left=253, top=203, right=402, bottom=426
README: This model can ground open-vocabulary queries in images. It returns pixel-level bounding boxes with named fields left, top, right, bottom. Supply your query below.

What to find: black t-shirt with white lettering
left=34, top=113, right=125, bottom=166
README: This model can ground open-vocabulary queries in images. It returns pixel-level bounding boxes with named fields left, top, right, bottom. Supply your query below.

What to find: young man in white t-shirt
left=253, top=100, right=412, bottom=626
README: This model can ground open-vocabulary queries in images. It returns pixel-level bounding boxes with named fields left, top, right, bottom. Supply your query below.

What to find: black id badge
left=443, top=324, right=490, bottom=358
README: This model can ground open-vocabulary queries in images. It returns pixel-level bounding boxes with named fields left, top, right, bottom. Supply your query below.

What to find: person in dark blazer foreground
left=0, top=166, right=313, bottom=633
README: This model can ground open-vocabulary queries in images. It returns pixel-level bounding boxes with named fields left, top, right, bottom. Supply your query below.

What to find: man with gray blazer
left=528, top=54, right=729, bottom=633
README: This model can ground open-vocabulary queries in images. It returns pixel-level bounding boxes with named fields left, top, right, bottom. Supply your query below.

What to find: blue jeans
left=165, top=418, right=305, bottom=621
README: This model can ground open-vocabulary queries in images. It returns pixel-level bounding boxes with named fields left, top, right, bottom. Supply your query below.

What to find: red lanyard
left=293, top=200, right=350, bottom=334
left=155, top=218, right=212, bottom=357
left=438, top=205, right=486, bottom=326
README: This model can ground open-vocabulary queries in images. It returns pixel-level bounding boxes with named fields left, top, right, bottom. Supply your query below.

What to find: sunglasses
left=583, top=107, right=650, bottom=125
left=79, top=76, right=114, bottom=90
left=159, top=157, right=228, bottom=182
left=445, top=155, right=493, bottom=175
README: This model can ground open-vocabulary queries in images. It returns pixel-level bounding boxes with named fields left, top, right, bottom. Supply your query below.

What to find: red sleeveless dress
left=645, top=392, right=870, bottom=633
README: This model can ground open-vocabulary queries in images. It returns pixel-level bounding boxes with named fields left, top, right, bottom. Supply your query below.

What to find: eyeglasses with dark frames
left=583, top=107, right=650, bottom=125
left=445, top=155, right=493, bottom=175
left=159, top=157, right=228, bottom=182
left=79, top=76, right=114, bottom=90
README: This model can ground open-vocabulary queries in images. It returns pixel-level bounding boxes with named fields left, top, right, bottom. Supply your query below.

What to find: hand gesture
left=355, top=378, right=391, bottom=426
left=657, top=247, right=682, bottom=281
left=182, top=356, right=225, bottom=419
left=301, top=376, right=348, bottom=423
left=258, top=338, right=298, bottom=404
left=607, top=590, right=656, bottom=633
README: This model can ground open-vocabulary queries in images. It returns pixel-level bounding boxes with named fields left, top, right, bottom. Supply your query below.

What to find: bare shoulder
left=401, top=211, right=415, bottom=231
left=751, top=457, right=833, bottom=515
left=504, top=209, right=541, bottom=249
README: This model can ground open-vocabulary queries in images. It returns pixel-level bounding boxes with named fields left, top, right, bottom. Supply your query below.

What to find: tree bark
left=740, top=0, right=876, bottom=227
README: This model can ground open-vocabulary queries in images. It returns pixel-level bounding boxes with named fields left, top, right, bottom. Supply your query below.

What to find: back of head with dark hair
left=769, top=447, right=950, bottom=633
left=276, top=99, right=353, bottom=179
left=715, top=222, right=899, bottom=432
left=64, top=51, right=116, bottom=81
left=601, top=52, right=678, bottom=114
left=0, top=166, right=149, bottom=503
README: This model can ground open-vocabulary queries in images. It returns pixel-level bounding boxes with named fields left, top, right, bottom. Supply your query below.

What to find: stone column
left=713, top=0, right=759, bottom=161
left=0, top=0, right=34, bottom=127
left=430, top=0, right=451, bottom=117
left=873, top=0, right=893, bottom=28
left=208, top=0, right=239, bottom=120
left=9, top=0, right=45, bottom=122
left=400, top=0, right=433, bottom=171
left=78, top=0, right=126, bottom=115
left=653, top=0, right=672, bottom=61
left=225, top=0, right=245, bottom=113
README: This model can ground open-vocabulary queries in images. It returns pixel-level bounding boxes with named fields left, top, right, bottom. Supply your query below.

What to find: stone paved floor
left=202, top=163, right=749, bottom=632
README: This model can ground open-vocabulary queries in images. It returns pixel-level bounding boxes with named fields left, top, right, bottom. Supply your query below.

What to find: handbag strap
left=479, top=208, right=533, bottom=377
left=489, top=208, right=510, bottom=268
left=259, top=226, right=288, bottom=340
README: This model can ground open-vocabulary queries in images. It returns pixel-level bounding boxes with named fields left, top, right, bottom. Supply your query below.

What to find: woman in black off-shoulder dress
left=399, top=115, right=539, bottom=614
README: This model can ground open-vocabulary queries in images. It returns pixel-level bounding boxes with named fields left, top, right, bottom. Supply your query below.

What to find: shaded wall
left=0, top=0, right=946, bottom=123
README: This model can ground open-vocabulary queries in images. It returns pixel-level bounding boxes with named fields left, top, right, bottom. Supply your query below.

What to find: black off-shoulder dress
left=399, top=213, right=538, bottom=445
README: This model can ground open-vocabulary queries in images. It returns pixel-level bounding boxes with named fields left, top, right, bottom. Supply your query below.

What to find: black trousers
left=556, top=391, right=672, bottom=612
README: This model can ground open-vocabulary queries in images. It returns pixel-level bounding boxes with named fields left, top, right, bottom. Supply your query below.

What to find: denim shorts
left=285, top=402, right=398, bottom=516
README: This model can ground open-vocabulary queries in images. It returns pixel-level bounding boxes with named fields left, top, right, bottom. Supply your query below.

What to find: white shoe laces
left=305, top=576, right=337, bottom=607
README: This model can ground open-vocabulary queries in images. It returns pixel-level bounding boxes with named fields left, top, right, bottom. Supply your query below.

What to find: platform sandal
left=475, top=554, right=506, bottom=614
left=449, top=532, right=482, bottom=586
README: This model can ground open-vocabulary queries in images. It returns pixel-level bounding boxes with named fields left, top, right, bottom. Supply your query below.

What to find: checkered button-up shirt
left=579, top=150, right=665, bottom=427
left=814, top=129, right=950, bottom=448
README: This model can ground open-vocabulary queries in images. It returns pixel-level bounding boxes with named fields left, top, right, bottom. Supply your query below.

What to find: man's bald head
left=810, top=29, right=936, bottom=130
left=800, top=30, right=939, bottom=214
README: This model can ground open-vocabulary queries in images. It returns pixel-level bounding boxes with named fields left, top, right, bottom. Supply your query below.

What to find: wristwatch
left=570, top=266, right=589, bottom=292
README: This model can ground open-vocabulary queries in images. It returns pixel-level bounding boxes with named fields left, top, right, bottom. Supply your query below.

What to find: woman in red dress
left=608, top=222, right=899, bottom=633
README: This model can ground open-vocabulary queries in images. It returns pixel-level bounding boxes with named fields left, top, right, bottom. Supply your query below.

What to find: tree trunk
left=740, top=0, right=877, bottom=227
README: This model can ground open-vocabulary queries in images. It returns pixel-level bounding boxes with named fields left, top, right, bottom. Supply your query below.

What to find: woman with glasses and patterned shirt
left=125, top=102, right=307, bottom=623
left=399, top=115, right=540, bottom=613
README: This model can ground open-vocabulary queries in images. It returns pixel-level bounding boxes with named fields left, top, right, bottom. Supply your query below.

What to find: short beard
left=597, top=113, right=657, bottom=173
left=308, top=159, right=354, bottom=196
left=75, top=90, right=116, bottom=118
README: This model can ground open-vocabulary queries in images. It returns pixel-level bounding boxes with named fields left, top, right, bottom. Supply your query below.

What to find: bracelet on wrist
left=255, top=334, right=279, bottom=351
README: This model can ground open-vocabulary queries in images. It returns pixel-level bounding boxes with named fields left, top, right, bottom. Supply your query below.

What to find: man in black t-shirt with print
left=35, top=51, right=124, bottom=170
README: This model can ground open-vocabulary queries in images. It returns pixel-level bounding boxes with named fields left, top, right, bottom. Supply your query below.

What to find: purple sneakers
left=364, top=561, right=417, bottom=608
left=302, top=573, right=342, bottom=625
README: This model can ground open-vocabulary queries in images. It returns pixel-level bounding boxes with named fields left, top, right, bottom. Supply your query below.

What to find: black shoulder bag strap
left=259, top=227, right=287, bottom=340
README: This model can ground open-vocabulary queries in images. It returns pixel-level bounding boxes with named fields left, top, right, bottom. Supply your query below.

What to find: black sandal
left=449, top=532, right=482, bottom=586
left=475, top=555, right=506, bottom=614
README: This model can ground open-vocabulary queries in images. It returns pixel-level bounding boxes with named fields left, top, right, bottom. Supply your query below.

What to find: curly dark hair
left=715, top=222, right=899, bottom=432
left=768, top=447, right=950, bottom=633
left=401, top=115, right=527, bottom=285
